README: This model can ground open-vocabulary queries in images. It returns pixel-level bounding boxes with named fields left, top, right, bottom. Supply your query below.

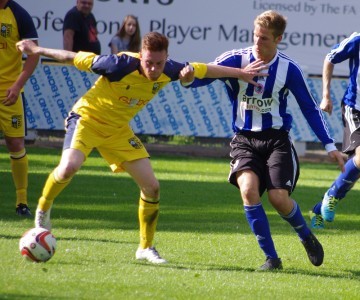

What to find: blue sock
left=281, top=200, right=311, bottom=241
left=328, top=157, right=360, bottom=199
left=313, top=157, right=360, bottom=214
left=312, top=202, right=322, bottom=215
left=244, top=203, right=278, bottom=259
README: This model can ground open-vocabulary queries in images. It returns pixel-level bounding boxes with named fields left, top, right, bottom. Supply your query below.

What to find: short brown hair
left=254, top=10, right=287, bottom=38
left=141, top=32, right=169, bottom=53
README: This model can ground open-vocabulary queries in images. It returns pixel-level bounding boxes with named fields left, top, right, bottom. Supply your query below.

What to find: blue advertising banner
left=23, top=63, right=346, bottom=143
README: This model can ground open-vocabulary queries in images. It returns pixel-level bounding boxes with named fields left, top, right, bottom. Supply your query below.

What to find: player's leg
left=5, top=136, right=29, bottom=216
left=321, top=147, right=360, bottom=222
left=35, top=148, right=86, bottom=230
left=0, top=93, right=30, bottom=216
left=229, top=133, right=281, bottom=271
left=235, top=169, right=282, bottom=271
left=320, top=106, right=360, bottom=222
left=267, top=138, right=323, bottom=267
left=35, top=112, right=90, bottom=230
left=122, top=158, right=166, bottom=264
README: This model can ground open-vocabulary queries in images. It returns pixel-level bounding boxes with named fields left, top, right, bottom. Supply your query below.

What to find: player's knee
left=57, top=162, right=80, bottom=179
left=240, top=187, right=258, bottom=202
left=141, top=179, right=160, bottom=200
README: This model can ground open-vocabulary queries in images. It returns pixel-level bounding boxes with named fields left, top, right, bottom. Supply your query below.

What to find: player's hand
left=320, top=97, right=333, bottom=115
left=328, top=150, right=345, bottom=172
left=2, top=85, right=20, bottom=106
left=179, top=64, right=195, bottom=85
left=16, top=40, right=39, bottom=55
left=239, top=59, right=269, bottom=86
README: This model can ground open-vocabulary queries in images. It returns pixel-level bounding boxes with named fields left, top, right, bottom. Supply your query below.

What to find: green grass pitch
left=0, top=146, right=359, bottom=299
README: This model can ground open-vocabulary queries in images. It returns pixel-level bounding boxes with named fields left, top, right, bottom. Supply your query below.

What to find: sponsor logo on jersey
left=0, top=23, right=12, bottom=38
left=119, top=96, right=149, bottom=107
left=241, top=95, right=274, bottom=114
left=11, top=115, right=22, bottom=129
left=128, top=136, right=143, bottom=149
left=129, top=98, right=140, bottom=107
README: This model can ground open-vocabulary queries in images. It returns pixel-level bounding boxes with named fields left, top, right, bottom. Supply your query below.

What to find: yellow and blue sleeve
left=74, top=51, right=97, bottom=71
left=190, top=62, right=208, bottom=79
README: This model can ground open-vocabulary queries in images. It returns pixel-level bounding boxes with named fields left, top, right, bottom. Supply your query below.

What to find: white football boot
left=135, top=247, right=167, bottom=264
left=35, top=207, right=52, bottom=231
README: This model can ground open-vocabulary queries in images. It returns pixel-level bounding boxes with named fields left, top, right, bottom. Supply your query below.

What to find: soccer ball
left=19, top=228, right=56, bottom=263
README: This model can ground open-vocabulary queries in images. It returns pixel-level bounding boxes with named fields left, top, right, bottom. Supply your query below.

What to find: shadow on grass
left=1, top=170, right=359, bottom=236
left=132, top=260, right=360, bottom=281
left=1, top=147, right=359, bottom=236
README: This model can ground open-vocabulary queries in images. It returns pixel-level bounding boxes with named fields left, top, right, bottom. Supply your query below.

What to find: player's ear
left=275, top=35, right=283, bottom=43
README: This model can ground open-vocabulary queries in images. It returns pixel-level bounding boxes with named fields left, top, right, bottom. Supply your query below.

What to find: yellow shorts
left=0, top=93, right=26, bottom=137
left=64, top=112, right=149, bottom=173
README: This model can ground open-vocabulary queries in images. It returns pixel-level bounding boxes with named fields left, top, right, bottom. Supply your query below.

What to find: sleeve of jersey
left=74, top=52, right=97, bottom=71
left=11, top=3, right=38, bottom=39
left=187, top=63, right=215, bottom=88
left=327, top=32, right=360, bottom=64
left=288, top=64, right=335, bottom=149
left=190, top=63, right=208, bottom=79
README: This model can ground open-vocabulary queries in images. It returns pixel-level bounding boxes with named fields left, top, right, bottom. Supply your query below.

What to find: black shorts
left=228, top=129, right=299, bottom=196
left=342, top=104, right=360, bottom=157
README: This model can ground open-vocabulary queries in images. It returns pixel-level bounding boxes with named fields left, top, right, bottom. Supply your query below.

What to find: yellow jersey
left=0, top=0, right=38, bottom=96
left=72, top=51, right=208, bottom=128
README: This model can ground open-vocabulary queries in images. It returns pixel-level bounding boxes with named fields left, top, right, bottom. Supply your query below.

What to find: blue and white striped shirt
left=326, top=32, right=360, bottom=110
left=191, top=46, right=335, bottom=149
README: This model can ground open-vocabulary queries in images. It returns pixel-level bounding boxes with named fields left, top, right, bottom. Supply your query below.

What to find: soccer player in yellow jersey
left=0, top=0, right=39, bottom=216
left=16, top=32, right=266, bottom=263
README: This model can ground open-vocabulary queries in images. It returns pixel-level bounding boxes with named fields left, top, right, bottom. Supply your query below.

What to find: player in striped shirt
left=16, top=31, right=266, bottom=264
left=310, top=32, right=360, bottom=229
left=185, top=10, right=344, bottom=270
left=0, top=0, right=39, bottom=216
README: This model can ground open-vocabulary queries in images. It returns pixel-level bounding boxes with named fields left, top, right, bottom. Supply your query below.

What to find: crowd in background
left=63, top=0, right=141, bottom=54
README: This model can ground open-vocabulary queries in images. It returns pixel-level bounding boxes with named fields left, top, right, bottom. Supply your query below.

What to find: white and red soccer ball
left=19, top=228, right=56, bottom=262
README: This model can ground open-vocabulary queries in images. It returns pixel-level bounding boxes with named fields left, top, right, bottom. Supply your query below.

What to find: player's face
left=140, top=49, right=168, bottom=81
left=253, top=25, right=282, bottom=62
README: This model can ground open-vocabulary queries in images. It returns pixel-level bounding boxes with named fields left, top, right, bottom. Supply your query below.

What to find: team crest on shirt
left=254, top=82, right=264, bottom=94
left=11, top=115, right=22, bottom=129
left=152, top=82, right=160, bottom=94
left=128, top=136, right=143, bottom=149
left=0, top=23, right=12, bottom=38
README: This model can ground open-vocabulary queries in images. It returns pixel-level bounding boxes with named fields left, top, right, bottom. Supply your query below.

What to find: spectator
left=0, top=0, right=39, bottom=216
left=109, top=15, right=141, bottom=54
left=63, top=0, right=101, bottom=54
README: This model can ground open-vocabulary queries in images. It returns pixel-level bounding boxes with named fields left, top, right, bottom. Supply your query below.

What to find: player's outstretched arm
left=320, top=58, right=335, bottom=115
left=205, top=59, right=268, bottom=85
left=16, top=40, right=76, bottom=65
left=179, top=59, right=268, bottom=86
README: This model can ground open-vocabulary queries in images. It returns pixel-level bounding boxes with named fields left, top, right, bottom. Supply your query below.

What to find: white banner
left=17, top=0, right=360, bottom=76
